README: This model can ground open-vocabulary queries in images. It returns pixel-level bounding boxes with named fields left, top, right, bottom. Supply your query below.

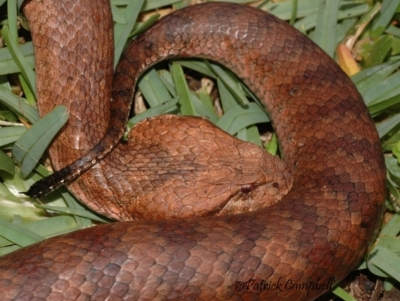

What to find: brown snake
left=0, top=0, right=386, bottom=300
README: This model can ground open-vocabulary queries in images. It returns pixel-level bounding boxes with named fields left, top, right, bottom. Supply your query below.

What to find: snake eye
left=272, top=182, right=280, bottom=189
left=241, top=184, right=255, bottom=194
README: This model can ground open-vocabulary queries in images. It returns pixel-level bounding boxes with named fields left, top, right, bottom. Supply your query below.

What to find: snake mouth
left=284, top=168, right=294, bottom=191
left=212, top=182, right=277, bottom=216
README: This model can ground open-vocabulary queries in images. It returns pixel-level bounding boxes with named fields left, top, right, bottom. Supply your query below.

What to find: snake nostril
left=272, top=182, right=280, bottom=189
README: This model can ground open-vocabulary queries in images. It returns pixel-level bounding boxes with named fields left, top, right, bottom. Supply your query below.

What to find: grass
left=1, top=0, right=400, bottom=300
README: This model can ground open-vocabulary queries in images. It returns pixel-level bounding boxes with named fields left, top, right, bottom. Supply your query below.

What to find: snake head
left=211, top=141, right=293, bottom=216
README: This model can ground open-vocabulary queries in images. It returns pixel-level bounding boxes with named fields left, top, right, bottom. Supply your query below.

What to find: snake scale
left=0, top=1, right=386, bottom=300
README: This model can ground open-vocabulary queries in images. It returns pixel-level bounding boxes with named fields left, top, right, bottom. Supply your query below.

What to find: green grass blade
left=111, top=3, right=127, bottom=24
left=217, top=77, right=238, bottom=113
left=377, top=210, right=400, bottom=237
left=174, top=60, right=216, bottom=79
left=332, top=286, right=357, bottom=301
left=363, top=70, right=400, bottom=105
left=1, top=25, right=36, bottom=95
left=352, top=61, right=400, bottom=95
left=370, top=0, right=400, bottom=38
left=171, top=62, right=196, bottom=115
left=0, top=126, right=26, bottom=147
left=35, top=204, right=110, bottom=223
left=0, top=42, right=35, bottom=76
left=18, top=73, right=36, bottom=105
left=376, top=113, right=400, bottom=138
left=237, top=126, right=263, bottom=148
left=0, top=219, right=44, bottom=247
left=127, top=97, right=179, bottom=128
left=313, top=0, right=339, bottom=57
left=138, top=69, right=173, bottom=106
left=265, top=133, right=278, bottom=155
left=113, top=0, right=145, bottom=68
left=12, top=105, right=68, bottom=177
left=365, top=35, right=394, bottom=67
left=369, top=95, right=400, bottom=116
left=6, top=0, right=18, bottom=44
left=130, top=13, right=159, bottom=37
left=0, top=150, right=15, bottom=175
left=368, top=246, right=400, bottom=280
left=217, top=103, right=270, bottom=135
left=0, top=86, right=39, bottom=123
left=208, top=63, right=249, bottom=105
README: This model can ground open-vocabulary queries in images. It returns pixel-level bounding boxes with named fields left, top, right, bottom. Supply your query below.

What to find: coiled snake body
left=0, top=1, right=386, bottom=300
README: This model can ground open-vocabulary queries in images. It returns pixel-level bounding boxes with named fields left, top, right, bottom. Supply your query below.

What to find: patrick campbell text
left=234, top=277, right=335, bottom=296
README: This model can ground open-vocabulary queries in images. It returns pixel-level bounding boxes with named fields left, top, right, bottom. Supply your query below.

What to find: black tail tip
left=20, top=184, right=42, bottom=199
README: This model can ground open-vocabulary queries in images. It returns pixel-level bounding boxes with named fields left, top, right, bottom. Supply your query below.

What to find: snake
left=0, top=1, right=386, bottom=300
